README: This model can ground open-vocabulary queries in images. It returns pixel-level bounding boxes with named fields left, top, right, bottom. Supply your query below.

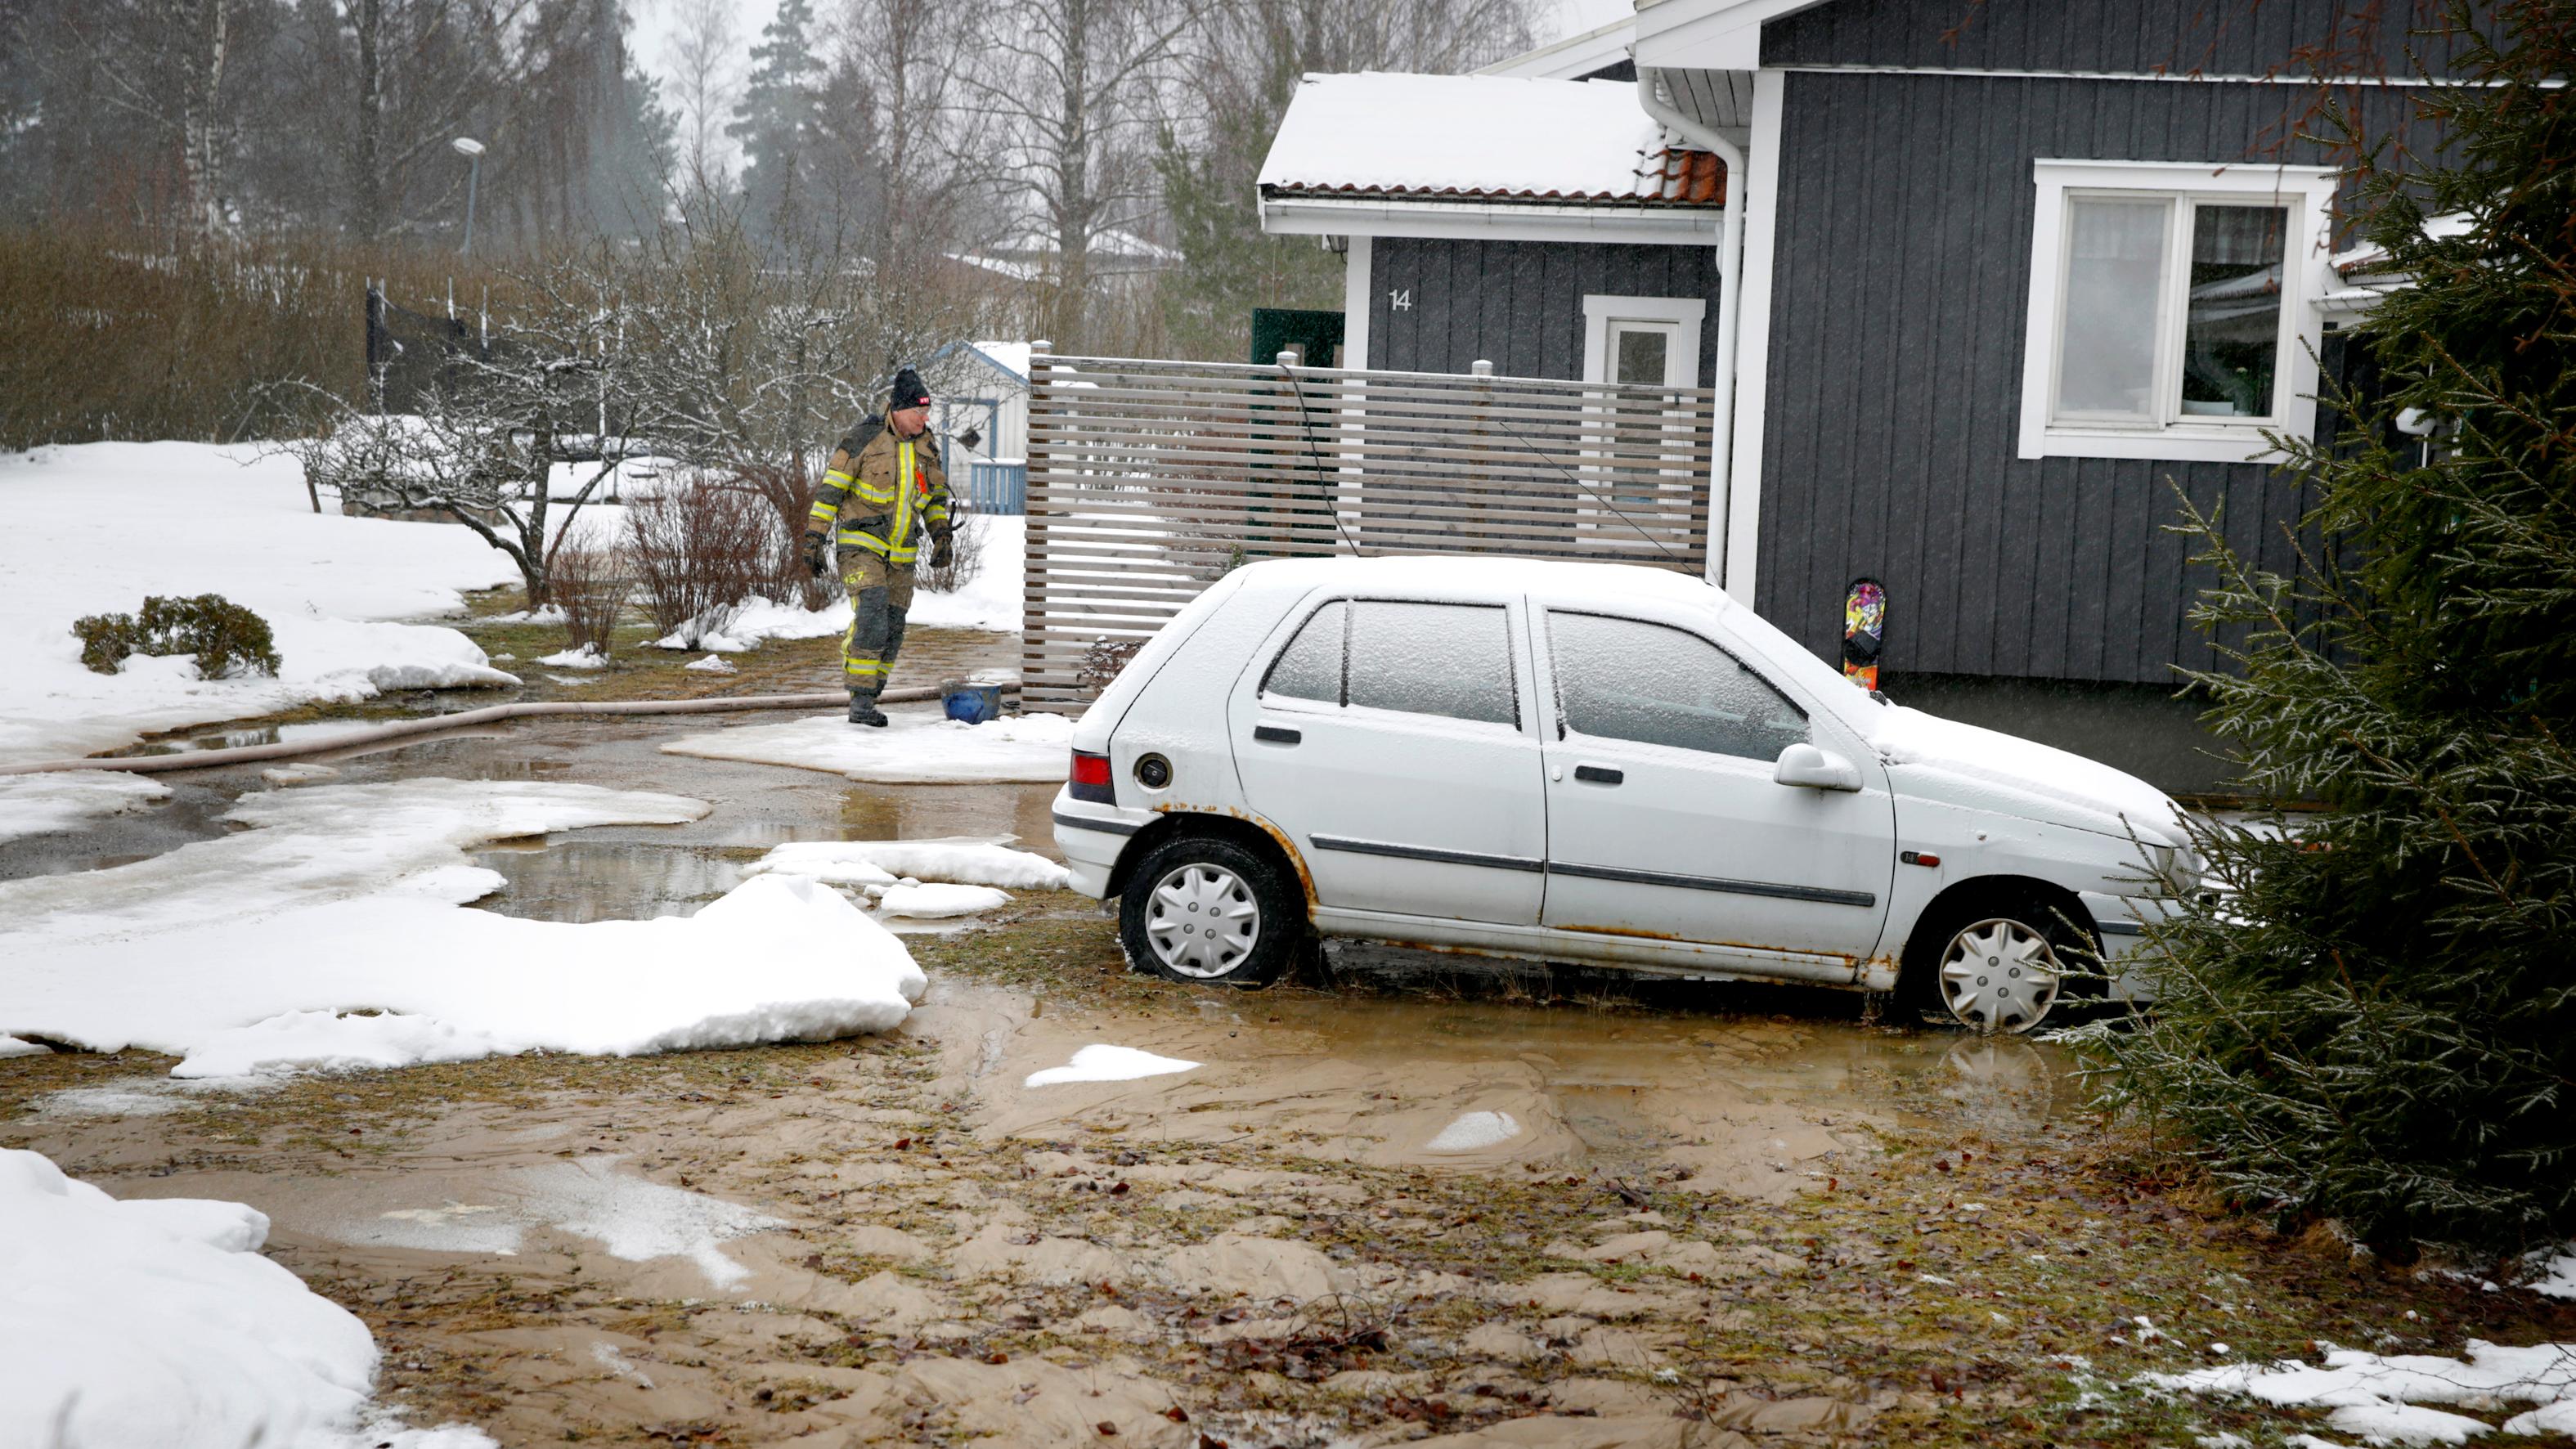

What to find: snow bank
left=0, top=770, right=169, bottom=844
left=651, top=593, right=850, bottom=652
left=877, top=882, right=1011, bottom=918
left=2527, top=1247, right=2576, bottom=1300
left=662, top=706, right=1075, bottom=783
left=1024, top=1044, right=1200, bottom=1088
left=0, top=778, right=927, bottom=1077
left=0, top=1146, right=491, bottom=1449
left=2147, top=1341, right=2576, bottom=1445
left=0, top=442, right=526, bottom=765
left=748, top=837, right=1071, bottom=890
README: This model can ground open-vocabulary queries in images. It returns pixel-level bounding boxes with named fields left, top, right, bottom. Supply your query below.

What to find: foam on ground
left=1024, top=1044, right=1201, bottom=1088
left=661, top=707, right=1076, bottom=783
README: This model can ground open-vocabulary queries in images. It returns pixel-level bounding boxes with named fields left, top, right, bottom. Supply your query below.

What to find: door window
left=1549, top=612, right=1807, bottom=760
left=1347, top=601, right=1517, bottom=725
left=1261, top=598, right=1517, bottom=726
left=1261, top=601, right=1344, bottom=704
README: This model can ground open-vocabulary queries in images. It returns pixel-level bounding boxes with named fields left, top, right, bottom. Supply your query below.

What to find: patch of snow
left=662, top=707, right=1075, bottom=783
left=877, top=881, right=1010, bottom=918
left=651, top=593, right=849, bottom=652
left=536, top=644, right=609, bottom=669
left=1024, top=1044, right=1200, bottom=1088
left=1425, top=1110, right=1523, bottom=1152
left=481, top=604, right=566, bottom=625
left=0, top=778, right=927, bottom=1077
left=2524, top=1246, right=2576, bottom=1299
left=684, top=653, right=737, bottom=674
left=518, top=1157, right=783, bottom=1290
left=261, top=761, right=343, bottom=786
left=1260, top=74, right=1685, bottom=203
left=0, top=771, right=169, bottom=844
left=908, top=515, right=1025, bottom=633
left=0, top=1146, right=491, bottom=1449
left=0, top=441, right=527, bottom=765
left=0, top=1036, right=48, bottom=1058
left=2147, top=1340, right=2576, bottom=1447
left=748, top=837, right=1070, bottom=890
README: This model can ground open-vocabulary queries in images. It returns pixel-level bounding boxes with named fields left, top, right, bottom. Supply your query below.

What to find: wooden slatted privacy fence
left=1021, top=349, right=1718, bottom=713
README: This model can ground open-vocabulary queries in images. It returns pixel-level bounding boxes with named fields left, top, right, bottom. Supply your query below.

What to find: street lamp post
left=452, top=137, right=485, bottom=256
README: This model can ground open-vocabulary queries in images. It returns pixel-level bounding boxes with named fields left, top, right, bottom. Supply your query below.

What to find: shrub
left=548, top=543, right=629, bottom=660
left=626, top=476, right=780, bottom=642
left=72, top=594, right=280, bottom=678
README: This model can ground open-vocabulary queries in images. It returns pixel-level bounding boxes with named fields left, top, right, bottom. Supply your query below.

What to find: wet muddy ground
left=5, top=648, right=2569, bottom=1448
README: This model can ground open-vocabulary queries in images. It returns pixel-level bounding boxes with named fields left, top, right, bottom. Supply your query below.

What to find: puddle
left=34, top=1074, right=276, bottom=1119
left=320, top=1156, right=785, bottom=1290
left=114, top=720, right=396, bottom=756
left=471, top=841, right=747, bottom=922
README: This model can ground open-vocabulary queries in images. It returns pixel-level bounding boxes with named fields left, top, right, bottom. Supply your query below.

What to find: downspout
left=1637, top=68, right=1746, bottom=591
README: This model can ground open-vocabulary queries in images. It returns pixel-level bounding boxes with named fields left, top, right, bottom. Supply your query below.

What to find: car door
left=1228, top=593, right=1548, bottom=926
left=1535, top=606, right=1896, bottom=962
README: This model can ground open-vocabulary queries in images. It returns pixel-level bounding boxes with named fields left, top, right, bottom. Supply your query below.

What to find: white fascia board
left=1260, top=195, right=1723, bottom=246
left=1343, top=236, right=1372, bottom=370
left=1483, top=17, right=1637, bottom=79
left=1722, top=65, right=1784, bottom=607
left=1633, top=0, right=1829, bottom=72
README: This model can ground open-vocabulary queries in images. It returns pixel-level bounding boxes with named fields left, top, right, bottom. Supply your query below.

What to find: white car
left=1052, top=558, right=2188, bottom=1032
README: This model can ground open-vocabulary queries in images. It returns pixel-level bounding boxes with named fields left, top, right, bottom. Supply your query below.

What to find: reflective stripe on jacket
left=808, top=419, right=952, bottom=564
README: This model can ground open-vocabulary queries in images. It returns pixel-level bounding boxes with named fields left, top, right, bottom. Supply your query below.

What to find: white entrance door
left=1534, top=608, right=1896, bottom=962
left=1229, top=595, right=1548, bottom=926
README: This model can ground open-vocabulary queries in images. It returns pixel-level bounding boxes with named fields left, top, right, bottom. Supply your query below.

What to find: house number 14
left=1388, top=289, right=1411, bottom=311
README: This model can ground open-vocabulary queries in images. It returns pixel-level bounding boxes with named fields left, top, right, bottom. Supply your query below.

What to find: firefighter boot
left=847, top=690, right=888, bottom=727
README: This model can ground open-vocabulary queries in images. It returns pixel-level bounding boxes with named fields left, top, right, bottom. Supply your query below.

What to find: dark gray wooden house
left=1256, top=0, right=2463, bottom=792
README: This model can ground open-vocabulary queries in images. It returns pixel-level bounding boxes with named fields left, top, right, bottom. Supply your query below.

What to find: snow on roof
left=1259, top=73, right=1723, bottom=206
left=968, top=340, right=1031, bottom=382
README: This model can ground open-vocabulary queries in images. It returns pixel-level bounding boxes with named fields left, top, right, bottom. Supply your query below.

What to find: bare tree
left=963, top=0, right=1203, bottom=347
left=663, top=0, right=743, bottom=202
left=52, top=0, right=249, bottom=236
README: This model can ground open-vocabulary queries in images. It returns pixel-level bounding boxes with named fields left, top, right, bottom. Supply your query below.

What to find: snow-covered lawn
left=0, top=778, right=928, bottom=1078
left=662, top=705, right=1073, bottom=783
left=0, top=442, right=524, bottom=765
left=0, top=1147, right=490, bottom=1449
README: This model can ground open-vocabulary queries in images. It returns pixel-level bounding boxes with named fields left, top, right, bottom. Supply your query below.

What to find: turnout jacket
left=808, top=416, right=952, bottom=565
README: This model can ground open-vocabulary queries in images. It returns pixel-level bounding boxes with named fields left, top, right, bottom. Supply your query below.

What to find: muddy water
left=3, top=692, right=2119, bottom=1448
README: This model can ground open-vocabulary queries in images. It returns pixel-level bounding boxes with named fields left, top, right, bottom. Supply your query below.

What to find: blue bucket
left=942, top=682, right=1005, bottom=724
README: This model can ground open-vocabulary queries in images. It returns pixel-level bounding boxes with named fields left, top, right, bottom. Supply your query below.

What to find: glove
left=929, top=531, right=954, bottom=571
left=801, top=532, right=829, bottom=578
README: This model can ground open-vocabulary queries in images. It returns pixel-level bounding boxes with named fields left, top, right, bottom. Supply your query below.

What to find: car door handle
left=1254, top=724, right=1302, bottom=745
left=1573, top=764, right=1623, bottom=785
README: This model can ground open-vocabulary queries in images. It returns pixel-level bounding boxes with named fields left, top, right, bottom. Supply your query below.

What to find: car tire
left=1119, top=834, right=1304, bottom=988
left=1899, top=890, right=2099, bottom=1034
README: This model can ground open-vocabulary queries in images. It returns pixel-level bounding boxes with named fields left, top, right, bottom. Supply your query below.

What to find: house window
left=2018, top=159, right=2338, bottom=464
left=1581, top=295, right=1704, bottom=388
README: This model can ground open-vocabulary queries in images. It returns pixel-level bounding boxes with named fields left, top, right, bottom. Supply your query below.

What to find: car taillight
left=1069, top=749, right=1115, bottom=804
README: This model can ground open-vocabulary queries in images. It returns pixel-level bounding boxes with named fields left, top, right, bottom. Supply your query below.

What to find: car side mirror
left=1774, top=741, right=1862, bottom=792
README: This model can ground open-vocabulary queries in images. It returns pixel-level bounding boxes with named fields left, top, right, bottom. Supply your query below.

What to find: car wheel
left=1902, top=895, right=2094, bottom=1034
left=1119, top=835, right=1304, bottom=987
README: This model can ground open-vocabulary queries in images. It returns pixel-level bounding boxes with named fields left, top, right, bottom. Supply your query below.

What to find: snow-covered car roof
left=1258, top=73, right=1724, bottom=206
left=1224, top=554, right=1724, bottom=606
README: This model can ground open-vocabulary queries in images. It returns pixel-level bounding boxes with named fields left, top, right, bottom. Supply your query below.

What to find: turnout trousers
left=839, top=548, right=915, bottom=698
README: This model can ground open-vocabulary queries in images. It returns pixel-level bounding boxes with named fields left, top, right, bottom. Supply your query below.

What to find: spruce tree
left=1154, top=51, right=1340, bottom=362
left=2098, top=0, right=2576, bottom=1255
left=729, top=0, right=829, bottom=252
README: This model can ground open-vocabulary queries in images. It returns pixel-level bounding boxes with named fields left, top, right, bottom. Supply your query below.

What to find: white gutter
left=1637, top=67, right=1746, bottom=590
left=1259, top=192, right=1722, bottom=246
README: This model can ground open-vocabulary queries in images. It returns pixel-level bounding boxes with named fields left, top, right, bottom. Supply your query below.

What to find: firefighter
left=803, top=367, right=954, bottom=725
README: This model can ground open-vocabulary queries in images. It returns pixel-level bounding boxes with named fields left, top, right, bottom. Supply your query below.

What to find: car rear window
left=1260, top=601, right=1345, bottom=703
left=1548, top=611, right=1807, bottom=760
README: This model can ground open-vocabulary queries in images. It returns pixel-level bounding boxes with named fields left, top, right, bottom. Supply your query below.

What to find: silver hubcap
left=1145, top=862, right=1261, bottom=979
left=1936, top=917, right=2062, bottom=1034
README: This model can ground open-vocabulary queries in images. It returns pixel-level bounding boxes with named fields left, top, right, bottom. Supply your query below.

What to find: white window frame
left=1582, top=294, right=1706, bottom=387
left=2017, top=159, right=2339, bottom=464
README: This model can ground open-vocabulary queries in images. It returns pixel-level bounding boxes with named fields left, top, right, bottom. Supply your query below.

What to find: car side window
left=1548, top=611, right=1808, bottom=760
left=1260, top=601, right=1345, bottom=704
left=1346, top=601, right=1518, bottom=726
